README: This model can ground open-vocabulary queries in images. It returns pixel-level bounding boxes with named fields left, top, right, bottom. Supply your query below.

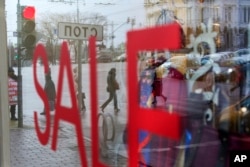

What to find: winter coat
left=44, top=75, right=56, bottom=101
left=107, top=68, right=117, bottom=92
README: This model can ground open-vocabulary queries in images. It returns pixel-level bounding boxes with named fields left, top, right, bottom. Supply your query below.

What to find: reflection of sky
left=6, top=0, right=146, bottom=47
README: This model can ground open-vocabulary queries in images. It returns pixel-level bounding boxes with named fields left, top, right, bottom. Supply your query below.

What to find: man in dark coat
left=100, top=68, right=120, bottom=113
left=40, top=74, right=56, bottom=115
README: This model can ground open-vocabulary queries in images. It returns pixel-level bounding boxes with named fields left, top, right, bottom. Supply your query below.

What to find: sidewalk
left=9, top=114, right=127, bottom=167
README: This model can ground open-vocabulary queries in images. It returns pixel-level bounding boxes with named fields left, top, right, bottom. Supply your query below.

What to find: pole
left=8, top=39, right=12, bottom=67
left=77, top=40, right=82, bottom=113
left=17, top=0, right=23, bottom=127
left=49, top=0, right=83, bottom=112
left=110, top=18, right=130, bottom=59
left=111, top=21, right=114, bottom=50
left=0, top=0, right=11, bottom=166
left=248, top=23, right=250, bottom=48
left=76, top=0, right=82, bottom=113
left=76, top=0, right=79, bottom=22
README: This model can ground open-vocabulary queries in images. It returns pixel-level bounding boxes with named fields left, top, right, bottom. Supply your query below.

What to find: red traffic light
left=22, top=6, right=35, bottom=20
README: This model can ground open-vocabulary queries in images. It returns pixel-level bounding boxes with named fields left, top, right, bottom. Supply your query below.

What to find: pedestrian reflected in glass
left=100, top=68, right=120, bottom=113
left=8, top=67, right=18, bottom=121
left=40, top=70, right=56, bottom=115
left=73, top=66, right=86, bottom=112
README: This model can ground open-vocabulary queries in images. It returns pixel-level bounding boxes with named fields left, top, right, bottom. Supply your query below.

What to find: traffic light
left=21, top=6, right=36, bottom=58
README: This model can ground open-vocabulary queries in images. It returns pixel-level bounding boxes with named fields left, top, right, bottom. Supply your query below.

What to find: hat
left=110, top=68, right=116, bottom=73
left=8, top=67, right=14, bottom=73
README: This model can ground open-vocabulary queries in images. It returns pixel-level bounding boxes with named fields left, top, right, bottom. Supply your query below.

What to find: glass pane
left=2, top=0, right=250, bottom=167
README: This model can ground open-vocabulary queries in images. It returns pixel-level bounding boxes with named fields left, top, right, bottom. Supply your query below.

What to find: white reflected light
left=227, top=68, right=233, bottom=73
left=241, top=107, right=247, bottom=113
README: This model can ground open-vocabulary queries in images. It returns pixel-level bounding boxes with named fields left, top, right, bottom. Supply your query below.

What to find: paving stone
left=10, top=115, right=128, bottom=167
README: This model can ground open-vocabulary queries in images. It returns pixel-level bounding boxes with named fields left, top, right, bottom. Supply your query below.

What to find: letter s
left=33, top=44, right=51, bottom=145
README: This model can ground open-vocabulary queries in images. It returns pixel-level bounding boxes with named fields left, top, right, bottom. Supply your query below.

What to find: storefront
left=1, top=0, right=250, bottom=167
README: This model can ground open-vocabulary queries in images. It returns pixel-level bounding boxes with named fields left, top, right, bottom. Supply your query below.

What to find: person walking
left=100, top=68, right=120, bottom=113
left=8, top=67, right=18, bottom=121
left=40, top=73, right=56, bottom=115
left=73, top=66, right=86, bottom=112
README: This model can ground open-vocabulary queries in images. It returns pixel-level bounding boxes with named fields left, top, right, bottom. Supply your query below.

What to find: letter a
left=234, top=155, right=241, bottom=162
left=51, top=42, right=88, bottom=167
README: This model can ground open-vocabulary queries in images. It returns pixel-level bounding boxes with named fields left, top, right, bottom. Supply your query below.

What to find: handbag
left=114, top=80, right=119, bottom=90
left=82, top=92, right=86, bottom=99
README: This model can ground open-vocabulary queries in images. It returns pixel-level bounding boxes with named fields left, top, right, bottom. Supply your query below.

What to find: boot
left=11, top=112, right=18, bottom=121
left=10, top=106, right=18, bottom=121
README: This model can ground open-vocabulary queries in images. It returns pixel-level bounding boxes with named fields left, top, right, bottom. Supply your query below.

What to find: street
left=14, top=61, right=129, bottom=166
left=20, top=61, right=128, bottom=123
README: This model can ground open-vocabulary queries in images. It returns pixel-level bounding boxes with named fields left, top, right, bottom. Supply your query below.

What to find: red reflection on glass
left=33, top=42, right=88, bottom=167
left=33, top=23, right=182, bottom=167
left=33, top=44, right=51, bottom=145
left=127, top=23, right=183, bottom=167
left=89, top=36, right=108, bottom=167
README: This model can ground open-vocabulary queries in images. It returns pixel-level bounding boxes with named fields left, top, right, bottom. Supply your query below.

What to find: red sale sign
left=33, top=22, right=182, bottom=167
left=8, top=78, right=18, bottom=105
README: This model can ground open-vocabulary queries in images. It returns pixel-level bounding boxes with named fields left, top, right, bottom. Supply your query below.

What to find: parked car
left=97, top=55, right=112, bottom=63
left=115, top=53, right=126, bottom=62
left=234, top=48, right=250, bottom=57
